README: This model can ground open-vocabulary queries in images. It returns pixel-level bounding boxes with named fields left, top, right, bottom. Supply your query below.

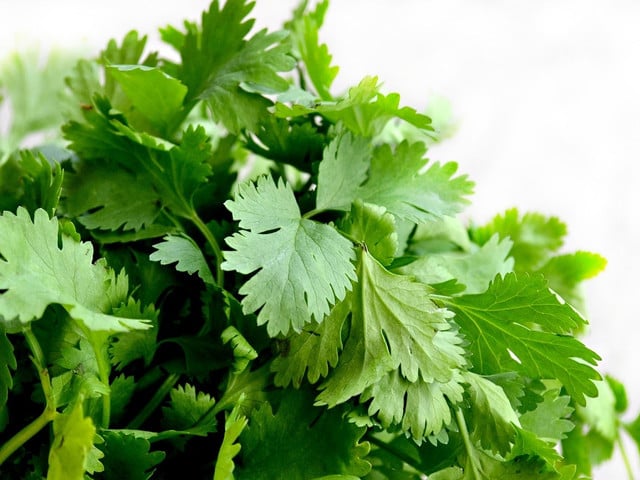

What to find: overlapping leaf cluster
left=0, top=0, right=636, bottom=479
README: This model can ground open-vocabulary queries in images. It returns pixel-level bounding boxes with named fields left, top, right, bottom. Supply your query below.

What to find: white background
left=1, top=1, right=639, bottom=477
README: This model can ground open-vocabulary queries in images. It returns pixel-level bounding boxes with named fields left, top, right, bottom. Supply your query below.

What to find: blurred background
left=1, top=0, right=639, bottom=476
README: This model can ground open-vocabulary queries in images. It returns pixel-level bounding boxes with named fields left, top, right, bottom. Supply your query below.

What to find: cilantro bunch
left=0, top=1, right=638, bottom=478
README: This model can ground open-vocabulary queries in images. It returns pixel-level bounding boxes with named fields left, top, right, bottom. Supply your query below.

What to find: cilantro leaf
left=357, top=141, right=473, bottom=223
left=98, top=431, right=165, bottom=480
left=272, top=297, right=349, bottom=388
left=538, top=251, right=607, bottom=312
left=444, top=273, right=600, bottom=405
left=338, top=200, right=398, bottom=266
left=316, top=130, right=371, bottom=212
left=150, top=234, right=215, bottom=285
left=244, top=116, right=325, bottom=172
left=236, top=389, right=371, bottom=479
left=0, top=325, right=16, bottom=408
left=519, top=389, right=574, bottom=442
left=213, top=403, right=248, bottom=480
left=161, top=383, right=217, bottom=436
left=286, top=0, right=338, bottom=100
left=363, top=370, right=465, bottom=443
left=471, top=208, right=567, bottom=271
left=222, top=175, right=356, bottom=336
left=277, top=76, right=434, bottom=138
left=47, top=400, right=96, bottom=480
left=109, top=300, right=159, bottom=370
left=463, top=372, right=520, bottom=456
left=172, top=0, right=294, bottom=133
left=317, top=250, right=465, bottom=406
left=0, top=208, right=149, bottom=334
left=63, top=159, right=161, bottom=231
left=398, top=234, right=513, bottom=294
left=106, top=65, right=187, bottom=134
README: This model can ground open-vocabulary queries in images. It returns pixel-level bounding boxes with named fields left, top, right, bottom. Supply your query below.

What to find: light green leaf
left=176, top=0, right=294, bottom=132
left=107, top=65, right=187, bottom=131
left=286, top=0, right=338, bottom=100
left=277, top=76, right=433, bottom=138
left=363, top=370, right=465, bottom=443
left=445, top=273, right=600, bottom=405
left=221, top=326, right=258, bottom=374
left=316, top=130, right=371, bottom=212
left=109, top=300, right=159, bottom=370
left=222, top=175, right=356, bottom=336
left=463, top=372, right=520, bottom=456
left=161, top=384, right=217, bottom=436
left=0, top=208, right=149, bottom=334
left=338, top=200, right=398, bottom=266
left=236, top=389, right=370, bottom=479
left=272, top=297, right=349, bottom=388
left=398, top=234, right=513, bottom=294
left=471, top=208, right=567, bottom=271
left=214, top=403, right=248, bottom=480
left=357, top=141, right=473, bottom=223
left=577, top=378, right=618, bottom=442
left=317, top=250, right=465, bottom=406
left=47, top=401, right=96, bottom=480
left=519, top=389, right=574, bottom=442
left=150, top=234, right=214, bottom=285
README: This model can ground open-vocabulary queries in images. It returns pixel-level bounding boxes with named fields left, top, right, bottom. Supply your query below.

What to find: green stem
left=302, top=208, right=323, bottom=220
left=0, top=329, right=57, bottom=466
left=455, top=408, right=481, bottom=480
left=364, top=432, right=423, bottom=474
left=128, top=372, right=181, bottom=429
left=90, top=337, right=112, bottom=428
left=190, top=212, right=224, bottom=287
left=618, top=434, right=635, bottom=480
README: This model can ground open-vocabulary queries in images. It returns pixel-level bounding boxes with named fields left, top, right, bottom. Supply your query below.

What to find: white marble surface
left=2, top=1, right=639, bottom=477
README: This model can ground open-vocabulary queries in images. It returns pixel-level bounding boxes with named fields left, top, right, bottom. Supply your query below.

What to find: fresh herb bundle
left=0, top=1, right=638, bottom=478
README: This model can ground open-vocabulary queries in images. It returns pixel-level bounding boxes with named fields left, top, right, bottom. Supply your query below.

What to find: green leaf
left=213, top=403, right=248, bottom=480
left=0, top=208, right=149, bottom=334
left=110, top=374, right=136, bottom=424
left=338, top=200, right=398, bottom=266
left=109, top=300, right=159, bottom=370
left=150, top=234, right=215, bottom=285
left=98, top=431, right=165, bottom=480
left=107, top=65, right=187, bottom=132
left=463, top=372, right=520, bottom=456
left=576, top=378, right=618, bottom=442
left=17, top=150, right=64, bottom=217
left=316, top=130, right=371, bottom=212
left=363, top=370, right=465, bottom=442
left=538, top=251, right=607, bottom=312
left=276, top=76, right=434, bottom=138
left=63, top=159, right=161, bottom=231
left=519, top=389, right=574, bottom=442
left=444, top=273, right=600, bottom=405
left=471, top=208, right=567, bottom=271
left=356, top=141, right=473, bottom=223
left=176, top=0, right=294, bottom=132
left=244, top=116, right=325, bottom=172
left=221, top=326, right=258, bottom=374
left=398, top=234, right=513, bottom=294
left=236, top=389, right=370, bottom=479
left=0, top=325, right=16, bottom=408
left=286, top=0, right=338, bottom=100
left=272, top=297, right=349, bottom=388
left=317, top=250, right=465, bottom=406
left=161, top=383, right=217, bottom=436
left=222, top=175, right=356, bottom=336
left=47, top=400, right=96, bottom=480
left=509, top=427, right=563, bottom=472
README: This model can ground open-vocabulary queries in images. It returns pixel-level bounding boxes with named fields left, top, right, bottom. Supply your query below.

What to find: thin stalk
left=190, top=212, right=224, bottom=287
left=455, top=408, right=481, bottom=480
left=90, top=337, right=112, bottom=428
left=617, top=434, right=635, bottom=480
left=128, top=372, right=181, bottom=429
left=364, top=432, right=424, bottom=474
left=0, top=329, right=57, bottom=466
